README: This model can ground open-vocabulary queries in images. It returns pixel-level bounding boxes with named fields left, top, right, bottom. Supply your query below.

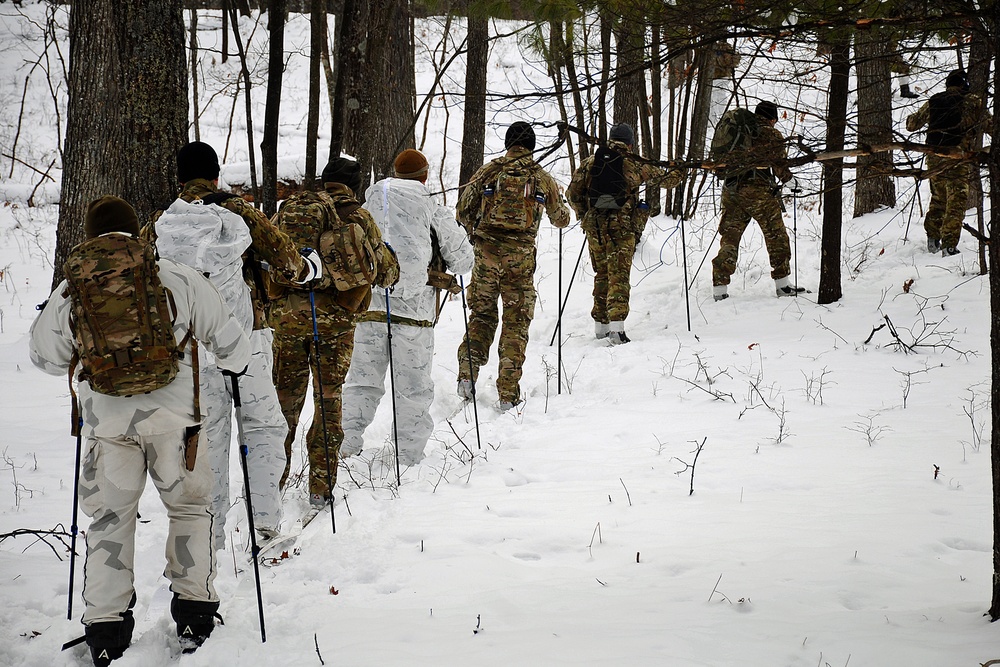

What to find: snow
left=0, top=5, right=996, bottom=667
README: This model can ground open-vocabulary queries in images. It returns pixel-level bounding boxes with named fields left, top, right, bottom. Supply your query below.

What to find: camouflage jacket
left=906, top=86, right=993, bottom=152
left=456, top=146, right=570, bottom=245
left=143, top=179, right=308, bottom=330
left=743, top=123, right=793, bottom=186
left=30, top=255, right=251, bottom=437
left=567, top=140, right=684, bottom=235
left=269, top=183, right=396, bottom=335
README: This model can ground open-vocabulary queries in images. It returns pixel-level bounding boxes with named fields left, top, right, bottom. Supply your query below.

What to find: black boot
left=171, top=594, right=223, bottom=654
left=85, top=611, right=135, bottom=667
left=900, top=84, right=918, bottom=99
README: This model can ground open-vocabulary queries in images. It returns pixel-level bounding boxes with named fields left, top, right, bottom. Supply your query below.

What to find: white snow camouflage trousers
left=79, top=430, right=217, bottom=625
left=202, top=328, right=287, bottom=548
left=341, top=320, right=435, bottom=464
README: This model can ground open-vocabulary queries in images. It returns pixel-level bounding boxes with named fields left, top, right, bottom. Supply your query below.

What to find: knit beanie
left=176, top=141, right=221, bottom=184
left=393, top=149, right=429, bottom=180
left=505, top=122, right=536, bottom=151
left=322, top=157, right=362, bottom=193
left=754, top=101, right=779, bottom=121
left=946, top=69, right=969, bottom=91
left=84, top=195, right=140, bottom=239
left=609, top=123, right=635, bottom=146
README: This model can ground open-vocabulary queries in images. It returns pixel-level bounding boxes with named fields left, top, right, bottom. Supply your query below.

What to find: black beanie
left=322, top=157, right=362, bottom=193
left=946, top=69, right=969, bottom=91
left=505, top=122, right=536, bottom=151
left=754, top=101, right=779, bottom=121
left=609, top=123, right=635, bottom=145
left=84, top=195, right=140, bottom=239
left=176, top=141, right=221, bottom=184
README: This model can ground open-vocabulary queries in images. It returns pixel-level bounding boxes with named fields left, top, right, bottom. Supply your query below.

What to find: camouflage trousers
left=458, top=238, right=536, bottom=404
left=79, top=430, right=217, bottom=625
left=201, top=328, right=287, bottom=549
left=924, top=156, right=972, bottom=249
left=712, top=183, right=791, bottom=286
left=586, top=213, right=638, bottom=324
left=342, top=320, right=435, bottom=464
left=273, top=326, right=354, bottom=499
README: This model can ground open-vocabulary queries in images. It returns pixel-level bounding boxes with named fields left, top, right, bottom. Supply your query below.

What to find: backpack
left=62, top=234, right=181, bottom=397
left=271, top=190, right=378, bottom=292
left=927, top=91, right=965, bottom=147
left=709, top=108, right=761, bottom=180
left=476, top=158, right=544, bottom=233
left=154, top=197, right=253, bottom=331
left=588, top=147, right=628, bottom=210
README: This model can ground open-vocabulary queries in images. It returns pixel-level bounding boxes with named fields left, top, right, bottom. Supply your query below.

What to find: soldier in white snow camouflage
left=341, top=149, right=474, bottom=464
left=30, top=196, right=252, bottom=665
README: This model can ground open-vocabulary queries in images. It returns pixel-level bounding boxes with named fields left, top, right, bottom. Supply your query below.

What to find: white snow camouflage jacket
left=363, top=177, right=473, bottom=323
left=30, top=253, right=252, bottom=438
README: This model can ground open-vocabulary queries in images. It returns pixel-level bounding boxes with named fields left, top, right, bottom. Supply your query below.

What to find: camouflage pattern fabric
left=458, top=238, right=537, bottom=404
left=567, top=140, right=684, bottom=324
left=144, top=178, right=308, bottom=330
left=272, top=324, right=354, bottom=498
left=457, top=146, right=570, bottom=244
left=711, top=182, right=791, bottom=286
left=456, top=149, right=568, bottom=404
left=78, top=431, right=217, bottom=624
left=906, top=88, right=991, bottom=249
left=202, top=328, right=287, bottom=547
left=270, top=184, right=389, bottom=497
left=923, top=155, right=973, bottom=249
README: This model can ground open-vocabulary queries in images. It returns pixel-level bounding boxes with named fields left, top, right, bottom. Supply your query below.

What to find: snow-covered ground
left=0, top=5, right=996, bottom=666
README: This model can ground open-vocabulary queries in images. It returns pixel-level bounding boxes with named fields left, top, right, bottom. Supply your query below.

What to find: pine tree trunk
left=853, top=28, right=895, bottom=218
left=459, top=13, right=488, bottom=193
left=986, top=14, right=1000, bottom=621
left=818, top=38, right=850, bottom=305
left=304, top=0, right=324, bottom=189
left=612, top=20, right=642, bottom=133
left=54, top=0, right=187, bottom=291
left=330, top=0, right=365, bottom=158
left=261, top=0, right=285, bottom=216
left=597, top=12, right=611, bottom=142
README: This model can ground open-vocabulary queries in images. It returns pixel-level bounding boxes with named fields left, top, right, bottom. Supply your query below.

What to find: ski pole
left=385, top=289, right=401, bottom=486
left=557, top=228, right=563, bottom=394
left=792, top=188, right=799, bottom=291
left=458, top=276, right=481, bottom=450
left=225, top=371, right=267, bottom=643
left=67, top=412, right=82, bottom=620
left=679, top=216, right=691, bottom=332
left=309, top=288, right=337, bottom=536
left=548, top=237, right=587, bottom=346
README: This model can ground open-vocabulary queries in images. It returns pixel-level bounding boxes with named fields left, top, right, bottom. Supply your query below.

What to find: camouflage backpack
left=709, top=108, right=761, bottom=180
left=271, top=190, right=378, bottom=292
left=62, top=234, right=182, bottom=396
left=466, top=157, right=545, bottom=234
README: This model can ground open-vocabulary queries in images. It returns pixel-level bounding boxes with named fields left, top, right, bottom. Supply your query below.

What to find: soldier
left=341, top=149, right=473, bottom=465
left=142, top=141, right=319, bottom=550
left=906, top=69, right=992, bottom=256
left=30, top=196, right=252, bottom=664
left=455, top=121, right=570, bottom=411
left=567, top=123, right=684, bottom=343
left=270, top=157, right=399, bottom=514
left=711, top=101, right=805, bottom=301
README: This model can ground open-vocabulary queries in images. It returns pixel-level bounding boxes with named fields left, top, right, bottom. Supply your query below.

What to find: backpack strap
left=183, top=336, right=200, bottom=471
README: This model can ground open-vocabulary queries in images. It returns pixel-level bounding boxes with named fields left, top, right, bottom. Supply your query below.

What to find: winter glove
left=296, top=247, right=323, bottom=284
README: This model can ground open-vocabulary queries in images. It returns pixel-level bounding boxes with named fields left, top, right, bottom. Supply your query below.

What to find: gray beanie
left=609, top=123, right=635, bottom=146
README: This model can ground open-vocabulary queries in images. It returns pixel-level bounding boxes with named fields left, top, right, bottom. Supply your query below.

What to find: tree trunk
left=330, top=0, right=365, bottom=158
left=853, top=28, right=896, bottom=217
left=562, top=20, right=589, bottom=163
left=459, top=13, right=488, bottom=194
left=818, top=38, right=850, bottom=305
left=190, top=8, right=201, bottom=141
left=597, top=11, right=611, bottom=142
left=682, top=47, right=715, bottom=218
left=646, top=24, right=662, bottom=215
left=261, top=0, right=286, bottom=216
left=304, top=0, right=324, bottom=189
left=612, top=19, right=642, bottom=133
left=986, top=13, right=1000, bottom=622
left=54, top=0, right=187, bottom=291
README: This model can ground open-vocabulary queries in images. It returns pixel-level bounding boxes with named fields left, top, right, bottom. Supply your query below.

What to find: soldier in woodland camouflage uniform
left=270, top=157, right=398, bottom=504
left=906, top=70, right=992, bottom=256
left=567, top=123, right=683, bottom=343
left=711, top=101, right=805, bottom=301
left=143, top=142, right=318, bottom=549
left=30, top=196, right=252, bottom=665
left=455, top=121, right=570, bottom=410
